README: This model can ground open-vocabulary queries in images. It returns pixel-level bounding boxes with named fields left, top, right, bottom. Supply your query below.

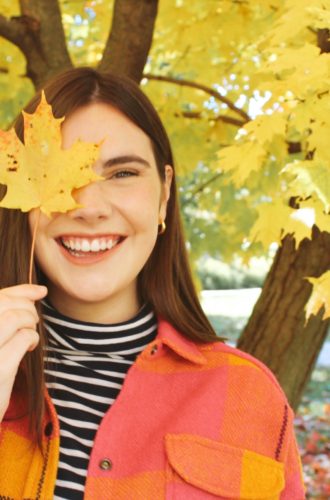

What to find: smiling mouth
left=57, top=236, right=126, bottom=257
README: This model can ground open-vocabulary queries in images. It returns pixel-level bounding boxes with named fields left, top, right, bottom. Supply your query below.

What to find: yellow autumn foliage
left=0, top=0, right=329, bottom=314
left=305, top=271, right=330, bottom=321
left=0, top=93, right=101, bottom=216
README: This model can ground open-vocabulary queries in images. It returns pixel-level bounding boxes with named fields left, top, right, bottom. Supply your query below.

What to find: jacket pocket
left=165, top=433, right=285, bottom=499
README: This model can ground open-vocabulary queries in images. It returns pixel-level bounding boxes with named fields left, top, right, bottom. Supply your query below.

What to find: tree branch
left=190, top=172, right=223, bottom=198
left=0, top=14, right=27, bottom=46
left=179, top=110, right=245, bottom=127
left=0, top=0, right=72, bottom=89
left=143, top=73, right=251, bottom=122
left=0, top=13, right=48, bottom=86
left=33, top=0, right=72, bottom=73
left=180, top=172, right=224, bottom=209
left=19, top=0, right=39, bottom=19
left=214, top=115, right=246, bottom=127
left=98, top=0, right=159, bottom=83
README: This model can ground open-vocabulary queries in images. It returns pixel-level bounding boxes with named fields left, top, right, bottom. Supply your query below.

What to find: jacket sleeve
left=280, top=409, right=306, bottom=499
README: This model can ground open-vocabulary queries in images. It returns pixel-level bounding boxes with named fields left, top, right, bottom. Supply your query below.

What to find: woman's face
left=28, top=103, right=173, bottom=323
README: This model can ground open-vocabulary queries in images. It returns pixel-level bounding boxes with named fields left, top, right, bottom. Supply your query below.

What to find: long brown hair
left=0, top=67, right=219, bottom=442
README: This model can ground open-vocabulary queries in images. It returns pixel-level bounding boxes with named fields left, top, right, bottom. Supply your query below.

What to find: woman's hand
left=0, top=284, right=47, bottom=422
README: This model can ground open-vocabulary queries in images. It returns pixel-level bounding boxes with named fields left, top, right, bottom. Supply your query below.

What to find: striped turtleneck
left=42, top=300, right=158, bottom=500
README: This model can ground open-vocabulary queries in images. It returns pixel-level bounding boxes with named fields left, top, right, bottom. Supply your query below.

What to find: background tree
left=0, top=0, right=329, bottom=409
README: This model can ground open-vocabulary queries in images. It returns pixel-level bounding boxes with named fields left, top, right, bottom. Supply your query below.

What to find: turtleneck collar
left=41, top=299, right=158, bottom=358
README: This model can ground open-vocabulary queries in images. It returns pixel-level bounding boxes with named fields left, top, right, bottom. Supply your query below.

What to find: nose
left=68, top=181, right=111, bottom=222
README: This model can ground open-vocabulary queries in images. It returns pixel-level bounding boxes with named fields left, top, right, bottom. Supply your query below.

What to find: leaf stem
left=29, top=208, right=40, bottom=284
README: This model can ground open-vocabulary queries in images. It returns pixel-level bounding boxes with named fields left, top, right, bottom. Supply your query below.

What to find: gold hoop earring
left=158, top=220, right=166, bottom=235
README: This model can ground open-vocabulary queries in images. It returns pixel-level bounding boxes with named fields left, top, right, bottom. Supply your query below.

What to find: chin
left=66, top=285, right=118, bottom=304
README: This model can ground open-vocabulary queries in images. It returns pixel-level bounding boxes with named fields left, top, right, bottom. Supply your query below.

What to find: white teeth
left=90, top=239, right=100, bottom=252
left=81, top=239, right=90, bottom=252
left=106, top=240, right=115, bottom=250
left=61, top=237, right=121, bottom=253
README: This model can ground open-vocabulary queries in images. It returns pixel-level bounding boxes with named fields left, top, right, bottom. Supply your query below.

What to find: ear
left=159, top=165, right=173, bottom=221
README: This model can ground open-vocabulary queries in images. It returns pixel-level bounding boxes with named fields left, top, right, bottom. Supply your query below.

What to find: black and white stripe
left=42, top=301, right=157, bottom=500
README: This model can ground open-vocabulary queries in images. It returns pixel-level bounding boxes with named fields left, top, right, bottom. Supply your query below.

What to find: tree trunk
left=0, top=0, right=158, bottom=88
left=26, top=0, right=73, bottom=87
left=0, top=0, right=72, bottom=89
left=237, top=226, right=330, bottom=410
left=98, top=0, right=159, bottom=83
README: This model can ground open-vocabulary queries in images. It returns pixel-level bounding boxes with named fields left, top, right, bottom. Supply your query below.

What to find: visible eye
left=110, top=169, right=138, bottom=179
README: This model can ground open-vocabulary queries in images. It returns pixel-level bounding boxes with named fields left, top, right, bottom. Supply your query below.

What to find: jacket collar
left=156, top=318, right=207, bottom=365
left=5, top=319, right=207, bottom=420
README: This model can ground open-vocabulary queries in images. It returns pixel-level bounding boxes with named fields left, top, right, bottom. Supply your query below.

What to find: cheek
left=116, top=185, right=162, bottom=225
left=32, top=233, right=49, bottom=272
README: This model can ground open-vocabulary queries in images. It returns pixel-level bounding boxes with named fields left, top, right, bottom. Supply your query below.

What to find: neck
left=46, top=284, right=141, bottom=324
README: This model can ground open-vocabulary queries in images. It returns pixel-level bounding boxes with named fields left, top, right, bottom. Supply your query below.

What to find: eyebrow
left=103, top=155, right=151, bottom=168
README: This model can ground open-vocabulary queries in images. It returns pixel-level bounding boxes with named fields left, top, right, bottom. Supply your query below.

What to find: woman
left=0, top=68, right=305, bottom=499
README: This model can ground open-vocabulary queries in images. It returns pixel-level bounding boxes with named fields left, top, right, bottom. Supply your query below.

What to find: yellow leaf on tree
left=282, top=158, right=330, bottom=213
left=0, top=92, right=101, bottom=216
left=305, top=271, right=330, bottom=321
left=257, top=44, right=329, bottom=101
left=0, top=0, right=20, bottom=17
left=288, top=92, right=330, bottom=139
left=313, top=202, right=330, bottom=234
left=262, top=0, right=330, bottom=46
left=264, top=5, right=310, bottom=45
left=249, top=199, right=312, bottom=250
left=307, top=5, right=330, bottom=29
left=244, top=112, right=287, bottom=145
left=296, top=198, right=330, bottom=234
left=217, top=141, right=266, bottom=185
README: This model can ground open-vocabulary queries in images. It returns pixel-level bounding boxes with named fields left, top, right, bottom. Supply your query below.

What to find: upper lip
left=56, top=233, right=126, bottom=239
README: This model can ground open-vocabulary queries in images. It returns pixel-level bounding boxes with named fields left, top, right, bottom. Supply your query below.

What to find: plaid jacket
left=0, top=319, right=305, bottom=499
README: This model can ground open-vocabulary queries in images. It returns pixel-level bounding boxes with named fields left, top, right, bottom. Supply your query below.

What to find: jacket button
left=99, top=458, right=113, bottom=470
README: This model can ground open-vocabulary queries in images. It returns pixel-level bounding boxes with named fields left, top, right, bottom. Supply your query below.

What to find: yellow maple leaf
left=0, top=92, right=102, bottom=216
left=296, top=198, right=330, bottom=234
left=217, top=141, right=266, bottom=185
left=244, top=112, right=287, bottom=145
left=306, top=3, right=330, bottom=30
left=305, top=271, right=330, bottom=321
left=282, top=158, right=330, bottom=213
left=248, top=199, right=312, bottom=250
left=287, top=92, right=330, bottom=139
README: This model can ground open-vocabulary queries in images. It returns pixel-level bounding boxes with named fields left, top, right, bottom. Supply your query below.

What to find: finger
left=0, top=284, right=48, bottom=300
left=0, top=328, right=39, bottom=378
left=0, top=297, right=40, bottom=322
left=0, top=309, right=38, bottom=348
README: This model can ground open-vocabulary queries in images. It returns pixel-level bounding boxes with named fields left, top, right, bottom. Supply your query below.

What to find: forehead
left=61, top=102, right=154, bottom=159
